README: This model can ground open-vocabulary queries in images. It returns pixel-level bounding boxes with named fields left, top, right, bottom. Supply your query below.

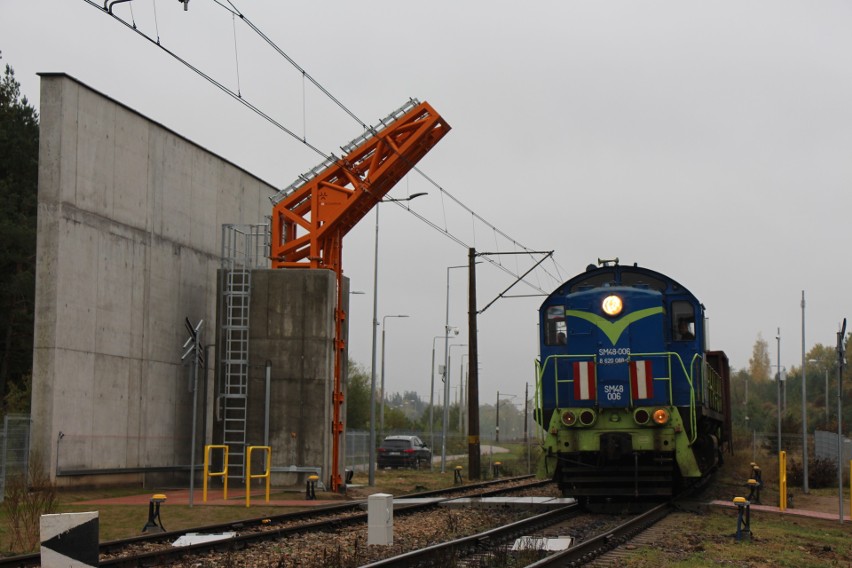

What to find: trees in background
left=731, top=333, right=852, bottom=442
left=0, top=53, right=39, bottom=413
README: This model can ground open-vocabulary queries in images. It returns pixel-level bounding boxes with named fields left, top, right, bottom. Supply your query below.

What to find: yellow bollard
left=246, top=446, right=272, bottom=508
left=203, top=445, right=229, bottom=502
left=779, top=451, right=787, bottom=511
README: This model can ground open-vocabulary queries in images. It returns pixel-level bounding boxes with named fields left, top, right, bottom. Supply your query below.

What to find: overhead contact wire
left=87, top=0, right=563, bottom=291
left=231, top=12, right=241, bottom=97
left=83, top=0, right=330, bottom=161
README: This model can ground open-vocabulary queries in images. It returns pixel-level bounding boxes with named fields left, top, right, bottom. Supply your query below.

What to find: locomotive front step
left=557, top=454, right=676, bottom=498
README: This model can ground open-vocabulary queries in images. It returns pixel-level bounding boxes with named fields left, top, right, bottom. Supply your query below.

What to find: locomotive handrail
left=536, top=351, right=700, bottom=446
left=536, top=353, right=597, bottom=410
left=534, top=359, right=546, bottom=443
left=630, top=351, right=698, bottom=445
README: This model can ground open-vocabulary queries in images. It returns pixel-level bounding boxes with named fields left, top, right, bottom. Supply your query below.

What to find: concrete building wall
left=243, top=269, right=348, bottom=484
left=32, top=74, right=286, bottom=484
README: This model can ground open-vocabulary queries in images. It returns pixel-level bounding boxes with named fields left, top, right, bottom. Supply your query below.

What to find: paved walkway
left=709, top=500, right=851, bottom=523
left=78, top=488, right=344, bottom=507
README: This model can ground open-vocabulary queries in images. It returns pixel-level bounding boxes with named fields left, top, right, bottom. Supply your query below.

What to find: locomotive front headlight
left=602, top=295, right=623, bottom=316
left=652, top=408, right=670, bottom=425
left=579, top=409, right=597, bottom=426
left=634, top=408, right=651, bottom=425
left=561, top=410, right=576, bottom=427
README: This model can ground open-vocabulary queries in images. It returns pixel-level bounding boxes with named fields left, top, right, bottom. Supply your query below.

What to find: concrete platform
left=710, top=500, right=851, bottom=522
left=441, top=496, right=577, bottom=510
left=357, top=497, right=447, bottom=511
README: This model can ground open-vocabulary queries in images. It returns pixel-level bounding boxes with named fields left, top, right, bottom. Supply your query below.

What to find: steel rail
left=360, top=503, right=580, bottom=568
left=525, top=502, right=673, bottom=567
left=0, top=475, right=542, bottom=568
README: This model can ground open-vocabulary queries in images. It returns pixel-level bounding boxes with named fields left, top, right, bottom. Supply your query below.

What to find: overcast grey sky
left=3, top=0, right=851, bottom=408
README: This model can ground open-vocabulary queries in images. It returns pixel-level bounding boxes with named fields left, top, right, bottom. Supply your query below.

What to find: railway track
left=0, top=475, right=546, bottom=567
left=356, top=483, right=709, bottom=567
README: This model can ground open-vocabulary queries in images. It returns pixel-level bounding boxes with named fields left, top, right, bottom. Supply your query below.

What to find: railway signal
left=182, top=317, right=204, bottom=372
left=181, top=317, right=204, bottom=507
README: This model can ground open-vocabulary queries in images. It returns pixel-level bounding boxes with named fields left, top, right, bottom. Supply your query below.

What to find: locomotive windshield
left=544, top=306, right=567, bottom=346
left=671, top=301, right=695, bottom=341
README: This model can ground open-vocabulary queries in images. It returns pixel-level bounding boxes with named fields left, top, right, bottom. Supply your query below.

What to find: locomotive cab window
left=671, top=301, right=695, bottom=341
left=545, top=306, right=567, bottom=345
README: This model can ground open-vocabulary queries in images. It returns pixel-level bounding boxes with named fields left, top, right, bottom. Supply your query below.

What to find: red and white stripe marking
left=630, top=360, right=654, bottom=400
left=573, top=361, right=596, bottom=400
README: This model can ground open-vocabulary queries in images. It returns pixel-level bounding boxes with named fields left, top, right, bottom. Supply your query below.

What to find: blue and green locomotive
left=535, top=260, right=731, bottom=499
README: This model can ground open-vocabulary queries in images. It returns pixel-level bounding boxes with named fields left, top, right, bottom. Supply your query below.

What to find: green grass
left=622, top=509, right=851, bottom=567
left=1, top=451, right=543, bottom=556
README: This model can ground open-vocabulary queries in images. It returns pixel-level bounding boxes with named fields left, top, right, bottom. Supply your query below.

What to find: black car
left=376, top=435, right=432, bottom=469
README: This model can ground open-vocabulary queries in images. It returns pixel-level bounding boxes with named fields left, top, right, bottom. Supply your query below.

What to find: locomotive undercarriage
left=555, top=434, right=677, bottom=499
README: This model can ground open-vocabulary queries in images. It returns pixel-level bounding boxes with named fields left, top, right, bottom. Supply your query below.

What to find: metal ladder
left=220, top=224, right=268, bottom=481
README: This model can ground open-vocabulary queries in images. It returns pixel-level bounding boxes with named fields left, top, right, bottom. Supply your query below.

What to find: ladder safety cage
left=218, top=224, right=270, bottom=482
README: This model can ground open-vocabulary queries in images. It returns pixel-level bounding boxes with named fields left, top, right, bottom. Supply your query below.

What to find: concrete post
left=367, top=493, right=393, bottom=545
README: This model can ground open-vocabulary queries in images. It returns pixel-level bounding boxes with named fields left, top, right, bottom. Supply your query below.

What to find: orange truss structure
left=270, top=100, right=450, bottom=491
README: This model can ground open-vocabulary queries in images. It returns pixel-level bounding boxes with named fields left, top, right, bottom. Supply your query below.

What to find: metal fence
left=345, top=430, right=370, bottom=472
left=0, top=414, right=31, bottom=503
left=815, top=430, right=852, bottom=475
left=344, top=430, right=516, bottom=474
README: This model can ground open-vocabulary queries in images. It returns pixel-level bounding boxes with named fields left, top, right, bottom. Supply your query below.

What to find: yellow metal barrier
left=779, top=451, right=787, bottom=511
left=203, top=445, right=229, bottom=503
left=246, top=446, right=272, bottom=508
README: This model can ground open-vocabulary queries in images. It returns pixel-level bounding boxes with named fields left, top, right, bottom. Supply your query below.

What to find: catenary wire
left=85, top=0, right=569, bottom=290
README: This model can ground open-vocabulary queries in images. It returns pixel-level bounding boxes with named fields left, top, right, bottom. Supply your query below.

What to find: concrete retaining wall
left=33, top=74, right=280, bottom=484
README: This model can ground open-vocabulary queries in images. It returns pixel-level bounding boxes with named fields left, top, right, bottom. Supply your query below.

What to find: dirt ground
left=786, top=491, right=846, bottom=514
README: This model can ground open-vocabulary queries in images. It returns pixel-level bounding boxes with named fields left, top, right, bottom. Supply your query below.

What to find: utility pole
left=836, top=318, right=846, bottom=524
left=467, top=248, right=481, bottom=480
left=801, top=291, right=808, bottom=494
left=496, top=391, right=500, bottom=443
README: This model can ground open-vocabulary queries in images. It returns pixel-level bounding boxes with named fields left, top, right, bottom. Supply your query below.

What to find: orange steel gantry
left=269, top=100, right=450, bottom=491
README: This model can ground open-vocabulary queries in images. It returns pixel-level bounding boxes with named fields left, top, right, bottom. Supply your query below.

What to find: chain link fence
left=0, top=414, right=31, bottom=503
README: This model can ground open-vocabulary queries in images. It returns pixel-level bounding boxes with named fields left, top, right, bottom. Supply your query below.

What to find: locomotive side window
left=671, top=301, right=695, bottom=341
left=545, top=306, right=567, bottom=345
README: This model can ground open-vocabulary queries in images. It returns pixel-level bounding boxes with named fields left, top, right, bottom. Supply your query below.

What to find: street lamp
left=442, top=342, right=466, bottom=472
left=368, top=191, right=427, bottom=486
left=442, top=264, right=467, bottom=473
left=496, top=392, right=517, bottom=443
left=431, top=329, right=457, bottom=469
left=776, top=329, right=782, bottom=455
left=380, top=314, right=409, bottom=437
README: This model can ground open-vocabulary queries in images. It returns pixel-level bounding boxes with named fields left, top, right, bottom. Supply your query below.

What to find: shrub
left=788, top=457, right=838, bottom=489
left=3, top=451, right=58, bottom=554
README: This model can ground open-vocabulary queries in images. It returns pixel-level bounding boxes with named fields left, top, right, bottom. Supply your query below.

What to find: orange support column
left=268, top=100, right=450, bottom=492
